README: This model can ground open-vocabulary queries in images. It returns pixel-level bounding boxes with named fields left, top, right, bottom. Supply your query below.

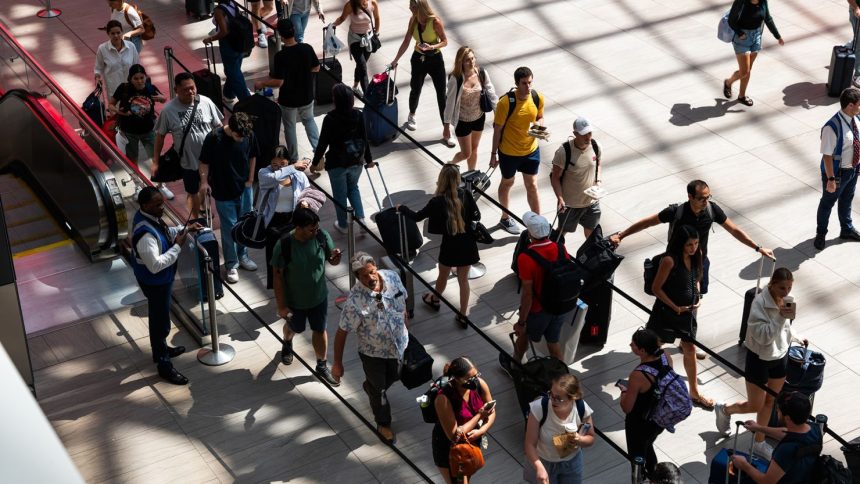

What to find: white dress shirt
left=134, top=211, right=184, bottom=275
left=94, top=39, right=139, bottom=99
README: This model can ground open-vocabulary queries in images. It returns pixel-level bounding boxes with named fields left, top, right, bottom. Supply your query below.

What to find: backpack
left=220, top=3, right=254, bottom=57
left=642, top=253, right=666, bottom=296
left=123, top=3, right=156, bottom=40
left=636, top=354, right=692, bottom=433
left=500, top=88, right=541, bottom=140
left=511, top=351, right=570, bottom=418
left=536, top=394, right=586, bottom=429
left=279, top=230, right=331, bottom=267
left=419, top=376, right=451, bottom=424
left=523, top=243, right=583, bottom=315
left=343, top=111, right=368, bottom=165
left=559, top=139, right=601, bottom=183
left=666, top=201, right=713, bottom=241
left=793, top=432, right=854, bottom=484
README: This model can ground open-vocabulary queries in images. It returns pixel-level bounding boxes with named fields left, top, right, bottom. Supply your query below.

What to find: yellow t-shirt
left=494, top=90, right=544, bottom=156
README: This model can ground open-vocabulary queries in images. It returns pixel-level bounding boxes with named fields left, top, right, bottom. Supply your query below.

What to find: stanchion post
left=197, top=252, right=235, bottom=365
left=37, top=0, right=62, bottom=18
left=631, top=456, right=645, bottom=484
left=346, top=207, right=356, bottom=288
left=164, top=46, right=175, bottom=100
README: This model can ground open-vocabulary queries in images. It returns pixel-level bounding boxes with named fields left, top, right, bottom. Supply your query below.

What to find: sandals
left=723, top=80, right=732, bottom=98
left=422, top=293, right=441, bottom=311
left=455, top=314, right=468, bottom=329
left=691, top=394, right=716, bottom=410
left=738, top=96, right=754, bottom=106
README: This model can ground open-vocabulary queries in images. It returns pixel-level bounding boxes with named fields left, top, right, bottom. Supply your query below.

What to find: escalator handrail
left=0, top=21, right=182, bottom=228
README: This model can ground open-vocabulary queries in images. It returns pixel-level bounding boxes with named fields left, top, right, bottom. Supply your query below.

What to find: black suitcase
left=364, top=68, right=399, bottom=145
left=828, top=41, right=856, bottom=98
left=365, top=163, right=423, bottom=258
left=194, top=201, right=223, bottom=302
left=315, top=30, right=342, bottom=105
left=194, top=43, right=224, bottom=112
left=459, top=167, right=494, bottom=201
left=768, top=345, right=825, bottom=426
left=401, top=334, right=433, bottom=390
left=186, top=0, right=214, bottom=19
left=739, top=256, right=774, bottom=344
left=579, top=275, right=613, bottom=346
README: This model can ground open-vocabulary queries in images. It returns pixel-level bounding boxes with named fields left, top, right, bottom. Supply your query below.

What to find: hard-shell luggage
left=401, top=334, right=433, bottom=390
left=365, top=163, right=423, bottom=259
left=560, top=299, right=588, bottom=364
left=578, top=275, right=613, bottom=346
left=828, top=33, right=857, bottom=97
left=364, top=68, right=399, bottom=145
left=739, top=256, right=775, bottom=345
left=194, top=43, right=224, bottom=112
left=186, top=0, right=214, bottom=19
left=315, top=28, right=343, bottom=105
left=193, top=199, right=223, bottom=302
left=708, top=421, right=770, bottom=484
left=459, top=167, right=494, bottom=201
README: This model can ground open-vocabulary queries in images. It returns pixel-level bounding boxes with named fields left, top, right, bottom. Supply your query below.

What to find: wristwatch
left=828, top=176, right=836, bottom=181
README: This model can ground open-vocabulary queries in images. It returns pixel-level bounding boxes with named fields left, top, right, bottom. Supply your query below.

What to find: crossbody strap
left=360, top=6, right=375, bottom=33
left=178, top=98, right=199, bottom=156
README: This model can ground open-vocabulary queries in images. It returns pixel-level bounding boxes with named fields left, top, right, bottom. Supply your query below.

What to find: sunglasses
left=546, top=391, right=571, bottom=404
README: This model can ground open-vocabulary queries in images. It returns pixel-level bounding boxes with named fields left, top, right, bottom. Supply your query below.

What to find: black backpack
left=419, top=376, right=451, bottom=424
left=220, top=3, right=254, bottom=57
left=794, top=436, right=854, bottom=484
left=643, top=253, right=666, bottom=296
left=523, top=243, right=583, bottom=315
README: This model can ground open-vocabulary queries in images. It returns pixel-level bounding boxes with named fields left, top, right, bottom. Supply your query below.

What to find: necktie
left=852, top=117, right=859, bottom=169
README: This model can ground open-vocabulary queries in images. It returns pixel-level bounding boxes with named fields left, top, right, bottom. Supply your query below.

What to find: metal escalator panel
left=0, top=173, right=70, bottom=257
left=0, top=90, right=126, bottom=261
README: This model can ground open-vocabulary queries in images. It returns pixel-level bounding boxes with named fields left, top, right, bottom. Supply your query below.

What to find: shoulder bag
left=478, top=68, right=493, bottom=113
left=360, top=6, right=381, bottom=52
left=448, top=434, right=485, bottom=480
left=152, top=98, right=198, bottom=183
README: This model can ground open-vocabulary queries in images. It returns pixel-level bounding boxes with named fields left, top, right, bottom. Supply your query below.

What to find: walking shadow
left=736, top=236, right=850, bottom=279
left=669, top=99, right=742, bottom=126
left=782, top=82, right=839, bottom=109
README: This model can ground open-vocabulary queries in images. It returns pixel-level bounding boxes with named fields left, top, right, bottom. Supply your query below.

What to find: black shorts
left=646, top=302, right=697, bottom=344
left=431, top=424, right=452, bottom=468
left=744, top=350, right=788, bottom=386
left=454, top=114, right=486, bottom=138
left=182, top=168, right=200, bottom=195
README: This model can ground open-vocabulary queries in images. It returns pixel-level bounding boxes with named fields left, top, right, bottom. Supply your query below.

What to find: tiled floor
left=4, top=0, right=860, bottom=482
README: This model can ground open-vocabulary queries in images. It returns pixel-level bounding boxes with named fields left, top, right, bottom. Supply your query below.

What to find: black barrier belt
left=200, top=255, right=434, bottom=483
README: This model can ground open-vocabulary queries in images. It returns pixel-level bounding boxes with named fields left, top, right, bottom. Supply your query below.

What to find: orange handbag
left=448, top=436, right=485, bottom=479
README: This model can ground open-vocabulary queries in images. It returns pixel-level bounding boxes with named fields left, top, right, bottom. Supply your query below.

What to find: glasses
left=458, top=372, right=481, bottom=384
left=693, top=195, right=711, bottom=202
left=373, top=292, right=384, bottom=310
left=546, top=391, right=571, bottom=404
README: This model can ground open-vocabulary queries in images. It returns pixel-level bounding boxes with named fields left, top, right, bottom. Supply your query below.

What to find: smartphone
left=615, top=379, right=629, bottom=389
left=483, top=400, right=496, bottom=412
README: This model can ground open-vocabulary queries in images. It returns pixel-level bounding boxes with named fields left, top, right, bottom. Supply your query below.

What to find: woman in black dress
left=400, top=164, right=479, bottom=328
left=647, top=224, right=712, bottom=409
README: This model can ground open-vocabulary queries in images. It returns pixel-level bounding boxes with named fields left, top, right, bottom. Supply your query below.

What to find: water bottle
left=416, top=394, right=429, bottom=408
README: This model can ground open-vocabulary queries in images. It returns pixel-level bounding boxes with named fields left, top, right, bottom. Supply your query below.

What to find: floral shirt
left=338, top=269, right=409, bottom=359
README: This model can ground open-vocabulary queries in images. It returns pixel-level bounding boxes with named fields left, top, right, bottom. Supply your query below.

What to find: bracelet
left=754, top=245, right=761, bottom=252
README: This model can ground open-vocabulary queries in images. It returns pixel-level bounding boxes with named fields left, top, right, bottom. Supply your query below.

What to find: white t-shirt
left=529, top=397, right=593, bottom=463
left=110, top=3, right=143, bottom=33
left=820, top=112, right=858, bottom=170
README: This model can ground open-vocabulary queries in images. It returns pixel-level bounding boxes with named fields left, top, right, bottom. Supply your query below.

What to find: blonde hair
left=436, top=164, right=465, bottom=235
left=451, top=46, right=477, bottom=81
left=556, top=374, right=582, bottom=400
left=409, top=0, right=436, bottom=21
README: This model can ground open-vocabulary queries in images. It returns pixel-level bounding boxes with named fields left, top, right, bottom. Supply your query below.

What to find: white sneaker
left=225, top=268, right=239, bottom=284
left=752, top=440, right=774, bottom=460
left=333, top=221, right=348, bottom=234
left=405, top=114, right=417, bottom=131
left=239, top=255, right=258, bottom=271
left=499, top=217, right=522, bottom=235
left=442, top=137, right=456, bottom=148
left=257, top=32, right=268, bottom=48
left=158, top=185, right=175, bottom=200
left=714, top=402, right=730, bottom=435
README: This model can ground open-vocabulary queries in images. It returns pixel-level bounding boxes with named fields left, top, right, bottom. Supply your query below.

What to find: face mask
left=462, top=377, right=478, bottom=390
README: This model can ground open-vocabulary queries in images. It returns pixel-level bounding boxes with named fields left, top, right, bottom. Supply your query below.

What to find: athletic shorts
left=526, top=310, right=569, bottom=344
left=744, top=350, right=788, bottom=386
left=499, top=147, right=541, bottom=179
left=182, top=168, right=201, bottom=195
left=288, top=300, right=328, bottom=333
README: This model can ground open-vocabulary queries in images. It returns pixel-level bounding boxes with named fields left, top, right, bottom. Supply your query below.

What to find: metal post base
left=37, top=9, right=62, bottom=18
left=467, top=263, right=486, bottom=280
left=197, top=344, right=236, bottom=366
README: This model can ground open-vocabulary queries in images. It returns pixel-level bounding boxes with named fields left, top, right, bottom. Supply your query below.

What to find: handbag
left=717, top=2, right=743, bottom=43
left=152, top=98, right=198, bottom=183
left=360, top=7, right=381, bottom=53
left=448, top=435, right=485, bottom=479
left=400, top=333, right=434, bottom=389
left=231, top=184, right=275, bottom=250
left=469, top=221, right=494, bottom=245
left=478, top=69, right=493, bottom=113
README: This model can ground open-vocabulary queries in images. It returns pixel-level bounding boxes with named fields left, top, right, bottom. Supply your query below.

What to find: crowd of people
left=84, top=0, right=860, bottom=482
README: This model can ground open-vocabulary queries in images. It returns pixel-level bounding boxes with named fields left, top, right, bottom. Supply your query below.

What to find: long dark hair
left=445, top=356, right=474, bottom=379
left=666, top=224, right=702, bottom=280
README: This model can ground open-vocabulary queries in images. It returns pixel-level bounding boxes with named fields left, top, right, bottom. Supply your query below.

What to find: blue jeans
left=129, top=35, right=143, bottom=55
left=215, top=186, right=253, bottom=269
left=327, top=164, right=365, bottom=227
left=280, top=102, right=319, bottom=162
left=122, top=130, right=155, bottom=162
left=140, top=282, right=174, bottom=371
left=290, top=11, right=310, bottom=43
left=816, top=168, right=859, bottom=234
left=541, top=451, right=584, bottom=484
left=218, top=41, right=250, bottom=101
left=851, top=8, right=860, bottom=75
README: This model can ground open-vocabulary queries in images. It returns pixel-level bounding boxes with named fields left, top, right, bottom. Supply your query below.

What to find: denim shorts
left=499, top=147, right=541, bottom=179
left=288, top=300, right=328, bottom=334
left=526, top=310, right=569, bottom=344
left=733, top=28, right=762, bottom=54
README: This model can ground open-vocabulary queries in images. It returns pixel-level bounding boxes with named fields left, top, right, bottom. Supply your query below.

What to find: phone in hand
left=615, top=379, right=629, bottom=390
left=482, top=400, right=496, bottom=412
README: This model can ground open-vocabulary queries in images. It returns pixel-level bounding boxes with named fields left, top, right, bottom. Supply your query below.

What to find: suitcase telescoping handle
left=550, top=206, right=575, bottom=244
left=726, top=421, right=748, bottom=484
left=385, top=65, right=397, bottom=105
left=753, top=254, right=776, bottom=292
left=203, top=42, right=217, bottom=75
left=365, top=163, right=394, bottom=211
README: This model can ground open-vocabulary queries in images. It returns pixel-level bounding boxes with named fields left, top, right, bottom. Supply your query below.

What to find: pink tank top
left=443, top=385, right=485, bottom=425
left=350, top=2, right=373, bottom=34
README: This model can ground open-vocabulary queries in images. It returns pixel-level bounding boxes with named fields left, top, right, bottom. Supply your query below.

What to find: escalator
left=0, top=172, right=70, bottom=257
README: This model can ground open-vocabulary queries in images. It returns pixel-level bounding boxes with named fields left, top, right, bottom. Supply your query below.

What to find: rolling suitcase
left=828, top=33, right=857, bottom=97
left=364, top=68, right=399, bottom=145
left=578, top=275, right=613, bottom=346
left=560, top=299, right=588, bottom=364
left=365, top=163, right=423, bottom=258
left=708, top=421, right=770, bottom=484
left=186, top=0, right=214, bottom=19
left=315, top=28, right=342, bottom=105
left=739, top=256, right=774, bottom=345
left=768, top=344, right=825, bottom=426
left=194, top=43, right=224, bottom=112
left=459, top=167, right=495, bottom=201
left=193, top=198, right=223, bottom=302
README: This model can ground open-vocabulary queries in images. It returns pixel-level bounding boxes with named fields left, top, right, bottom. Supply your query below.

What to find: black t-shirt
left=271, top=43, right=319, bottom=108
left=737, top=1, right=764, bottom=30
left=199, top=127, right=259, bottom=201
left=657, top=201, right=727, bottom=255
left=112, top=82, right=160, bottom=134
left=772, top=425, right=822, bottom=483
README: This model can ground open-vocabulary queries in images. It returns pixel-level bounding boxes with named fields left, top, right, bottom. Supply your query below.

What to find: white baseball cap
left=523, top=211, right=550, bottom=239
left=573, top=117, right=592, bottom=135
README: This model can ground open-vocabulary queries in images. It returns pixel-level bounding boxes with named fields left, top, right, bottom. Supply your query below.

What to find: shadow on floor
left=669, top=99, right=742, bottom=126
left=782, top=81, right=839, bottom=109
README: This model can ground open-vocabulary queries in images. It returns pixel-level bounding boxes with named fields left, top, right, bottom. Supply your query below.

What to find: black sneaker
left=813, top=233, right=826, bottom=250
left=316, top=364, right=341, bottom=386
left=281, top=340, right=293, bottom=365
left=839, top=228, right=860, bottom=241
left=498, top=352, right=513, bottom=378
